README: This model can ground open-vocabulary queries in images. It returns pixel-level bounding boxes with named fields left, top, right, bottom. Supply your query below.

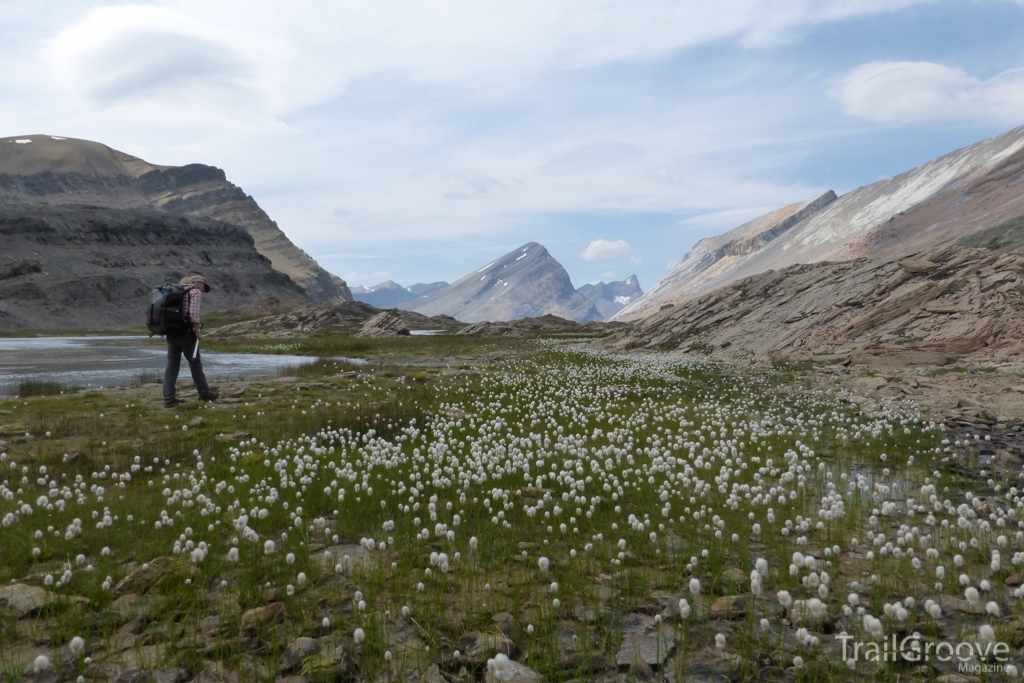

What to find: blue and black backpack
left=145, top=284, right=189, bottom=337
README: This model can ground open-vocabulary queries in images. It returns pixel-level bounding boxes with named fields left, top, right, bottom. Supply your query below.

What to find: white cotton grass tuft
left=715, top=633, right=726, bottom=650
left=488, top=653, right=511, bottom=681
left=689, top=578, right=701, bottom=596
left=227, top=547, right=239, bottom=562
left=538, top=556, right=549, bottom=571
left=68, top=636, right=85, bottom=655
left=354, top=628, right=365, bottom=643
left=33, top=655, right=52, bottom=672
left=264, top=540, right=276, bottom=554
left=678, top=599, right=691, bottom=619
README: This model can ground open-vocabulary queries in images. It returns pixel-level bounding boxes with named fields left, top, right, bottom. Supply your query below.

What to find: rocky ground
left=609, top=244, right=1024, bottom=370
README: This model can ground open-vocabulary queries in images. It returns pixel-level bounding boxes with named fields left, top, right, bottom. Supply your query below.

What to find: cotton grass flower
left=354, top=628, right=365, bottom=643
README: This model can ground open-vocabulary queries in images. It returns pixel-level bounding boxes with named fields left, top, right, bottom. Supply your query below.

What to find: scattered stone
left=614, top=614, right=675, bottom=668
left=114, top=670, right=188, bottom=683
left=279, top=637, right=320, bottom=674
left=110, top=594, right=152, bottom=621
left=936, top=674, right=980, bottom=683
left=492, top=612, right=518, bottom=639
left=262, top=587, right=285, bottom=603
left=939, top=595, right=987, bottom=616
left=115, top=557, right=188, bottom=595
left=898, top=259, right=939, bottom=274
left=424, top=664, right=446, bottom=683
left=851, top=376, right=888, bottom=391
left=189, top=661, right=239, bottom=683
left=718, top=568, right=748, bottom=590
left=456, top=632, right=516, bottom=664
left=216, top=431, right=252, bottom=442
left=241, top=602, right=286, bottom=632
left=0, top=584, right=52, bottom=617
left=301, top=641, right=353, bottom=683
left=709, top=595, right=747, bottom=620
left=485, top=658, right=542, bottom=683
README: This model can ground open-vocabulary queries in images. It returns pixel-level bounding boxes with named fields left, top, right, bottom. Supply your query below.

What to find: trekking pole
left=193, top=339, right=200, bottom=361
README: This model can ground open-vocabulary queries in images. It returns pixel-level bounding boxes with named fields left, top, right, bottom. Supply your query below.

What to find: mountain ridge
left=398, top=243, right=599, bottom=323
left=0, top=134, right=351, bottom=305
left=616, top=123, right=1024, bottom=321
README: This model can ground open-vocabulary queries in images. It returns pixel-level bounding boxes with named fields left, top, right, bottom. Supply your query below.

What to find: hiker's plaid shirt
left=184, top=286, right=202, bottom=324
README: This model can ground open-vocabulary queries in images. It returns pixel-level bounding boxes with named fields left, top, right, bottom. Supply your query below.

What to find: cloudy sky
left=2, top=1, right=1023, bottom=291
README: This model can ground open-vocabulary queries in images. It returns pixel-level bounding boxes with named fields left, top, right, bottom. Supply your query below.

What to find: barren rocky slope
left=617, top=123, right=1024, bottom=321
left=0, top=134, right=351, bottom=304
left=617, top=192, right=836, bottom=320
left=577, top=275, right=643, bottom=320
left=607, top=236, right=1024, bottom=366
left=399, top=243, right=600, bottom=323
left=0, top=206, right=308, bottom=329
left=350, top=281, right=448, bottom=308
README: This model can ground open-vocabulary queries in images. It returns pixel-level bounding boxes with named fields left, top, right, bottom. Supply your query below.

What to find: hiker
left=163, top=276, right=219, bottom=408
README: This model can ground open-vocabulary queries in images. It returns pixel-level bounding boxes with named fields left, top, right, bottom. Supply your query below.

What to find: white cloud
left=32, top=1, right=936, bottom=129
left=582, top=239, right=631, bottom=261
left=0, top=0, right=1007, bottom=291
left=838, top=61, right=1024, bottom=124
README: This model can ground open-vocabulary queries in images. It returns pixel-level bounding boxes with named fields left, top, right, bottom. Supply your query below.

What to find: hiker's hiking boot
left=201, top=391, right=220, bottom=403
left=164, top=398, right=186, bottom=409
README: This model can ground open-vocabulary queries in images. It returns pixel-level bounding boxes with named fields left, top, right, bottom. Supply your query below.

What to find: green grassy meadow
left=0, top=336, right=1019, bottom=682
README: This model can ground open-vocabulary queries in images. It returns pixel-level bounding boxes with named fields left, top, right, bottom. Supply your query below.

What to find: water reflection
left=0, top=336, right=311, bottom=395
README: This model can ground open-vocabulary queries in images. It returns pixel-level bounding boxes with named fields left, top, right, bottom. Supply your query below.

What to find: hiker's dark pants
left=163, top=333, right=212, bottom=403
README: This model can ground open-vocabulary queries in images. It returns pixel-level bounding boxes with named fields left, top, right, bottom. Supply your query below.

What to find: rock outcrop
left=607, top=242, right=1024, bottom=366
left=354, top=312, right=410, bottom=338
left=0, top=134, right=351, bottom=307
left=399, top=243, right=599, bottom=323
left=206, top=302, right=459, bottom=338
left=577, top=275, right=644, bottom=320
left=617, top=123, right=1024, bottom=321
left=0, top=206, right=308, bottom=329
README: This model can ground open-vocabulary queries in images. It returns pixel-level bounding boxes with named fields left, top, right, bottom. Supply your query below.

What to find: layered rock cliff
left=0, top=206, right=308, bottom=329
left=0, top=134, right=351, bottom=305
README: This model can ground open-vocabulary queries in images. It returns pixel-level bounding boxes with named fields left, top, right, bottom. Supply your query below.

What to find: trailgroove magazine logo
left=838, top=633, right=1014, bottom=674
